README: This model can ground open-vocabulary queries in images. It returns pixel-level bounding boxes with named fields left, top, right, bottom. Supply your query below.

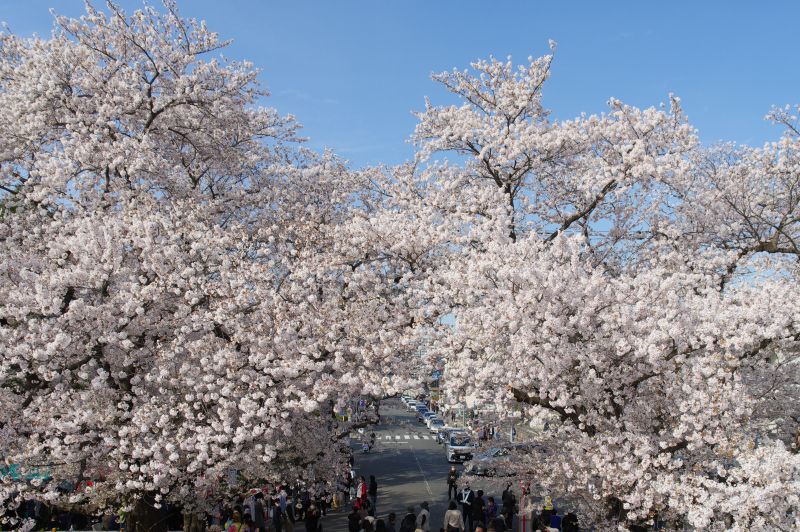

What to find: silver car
left=429, top=418, right=445, bottom=433
left=464, top=443, right=538, bottom=476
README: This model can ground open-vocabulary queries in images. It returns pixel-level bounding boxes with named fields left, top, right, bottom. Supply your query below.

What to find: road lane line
left=404, top=434, right=410, bottom=439
left=409, top=439, right=433, bottom=497
left=395, top=435, right=400, bottom=440
left=413, top=434, right=420, bottom=439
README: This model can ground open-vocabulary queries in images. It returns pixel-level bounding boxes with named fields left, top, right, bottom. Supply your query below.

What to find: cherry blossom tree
left=0, top=2, right=424, bottom=528
left=398, top=53, right=800, bottom=530
left=2, top=2, right=798, bottom=530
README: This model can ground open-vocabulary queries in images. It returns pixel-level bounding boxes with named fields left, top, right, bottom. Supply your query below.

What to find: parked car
left=437, top=426, right=469, bottom=445
left=425, top=414, right=441, bottom=428
left=446, top=431, right=476, bottom=463
left=429, top=418, right=445, bottom=433
left=463, top=443, right=538, bottom=476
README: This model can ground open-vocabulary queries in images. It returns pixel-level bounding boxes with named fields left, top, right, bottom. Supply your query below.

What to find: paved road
left=320, top=399, right=520, bottom=531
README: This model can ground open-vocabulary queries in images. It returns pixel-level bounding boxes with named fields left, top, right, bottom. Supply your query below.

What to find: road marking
left=409, top=438, right=433, bottom=497
left=373, top=432, right=438, bottom=441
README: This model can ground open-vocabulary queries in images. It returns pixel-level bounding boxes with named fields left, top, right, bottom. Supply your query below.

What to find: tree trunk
left=126, top=492, right=167, bottom=532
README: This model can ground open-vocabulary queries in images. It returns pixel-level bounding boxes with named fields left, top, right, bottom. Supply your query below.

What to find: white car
left=425, top=414, right=442, bottom=428
left=446, top=432, right=476, bottom=463
left=406, top=400, right=418, bottom=411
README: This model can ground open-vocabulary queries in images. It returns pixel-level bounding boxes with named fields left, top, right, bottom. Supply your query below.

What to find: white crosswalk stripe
left=374, top=432, right=437, bottom=441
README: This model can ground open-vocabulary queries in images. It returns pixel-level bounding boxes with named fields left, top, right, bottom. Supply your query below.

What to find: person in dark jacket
left=272, top=499, right=283, bottom=532
left=490, top=515, right=507, bottom=531
left=458, top=485, right=475, bottom=532
left=368, top=475, right=378, bottom=512
left=253, top=493, right=267, bottom=532
left=304, top=504, right=320, bottom=532
left=500, top=484, right=515, bottom=527
left=561, top=512, right=579, bottom=532
left=386, top=512, right=397, bottom=532
left=471, top=490, right=485, bottom=531
left=348, top=506, right=361, bottom=532
left=398, top=506, right=416, bottom=532
left=447, top=466, right=458, bottom=500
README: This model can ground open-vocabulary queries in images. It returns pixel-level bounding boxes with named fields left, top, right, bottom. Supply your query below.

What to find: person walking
left=447, top=466, right=458, bottom=500
left=443, top=500, right=464, bottom=532
left=398, top=506, right=416, bottom=532
left=416, top=501, right=430, bottom=532
left=368, top=475, right=378, bottom=512
left=458, top=485, right=475, bottom=532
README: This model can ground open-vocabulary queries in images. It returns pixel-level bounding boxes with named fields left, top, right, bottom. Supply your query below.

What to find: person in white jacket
left=416, top=501, right=431, bottom=531
left=443, top=500, right=464, bottom=532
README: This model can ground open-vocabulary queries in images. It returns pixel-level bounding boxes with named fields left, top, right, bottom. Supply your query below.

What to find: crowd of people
left=195, top=436, right=582, bottom=532
left=442, top=466, right=580, bottom=532
left=441, top=476, right=516, bottom=532
left=205, top=481, right=336, bottom=532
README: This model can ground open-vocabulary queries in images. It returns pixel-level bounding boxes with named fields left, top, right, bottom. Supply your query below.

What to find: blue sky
left=2, top=1, right=798, bottom=168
